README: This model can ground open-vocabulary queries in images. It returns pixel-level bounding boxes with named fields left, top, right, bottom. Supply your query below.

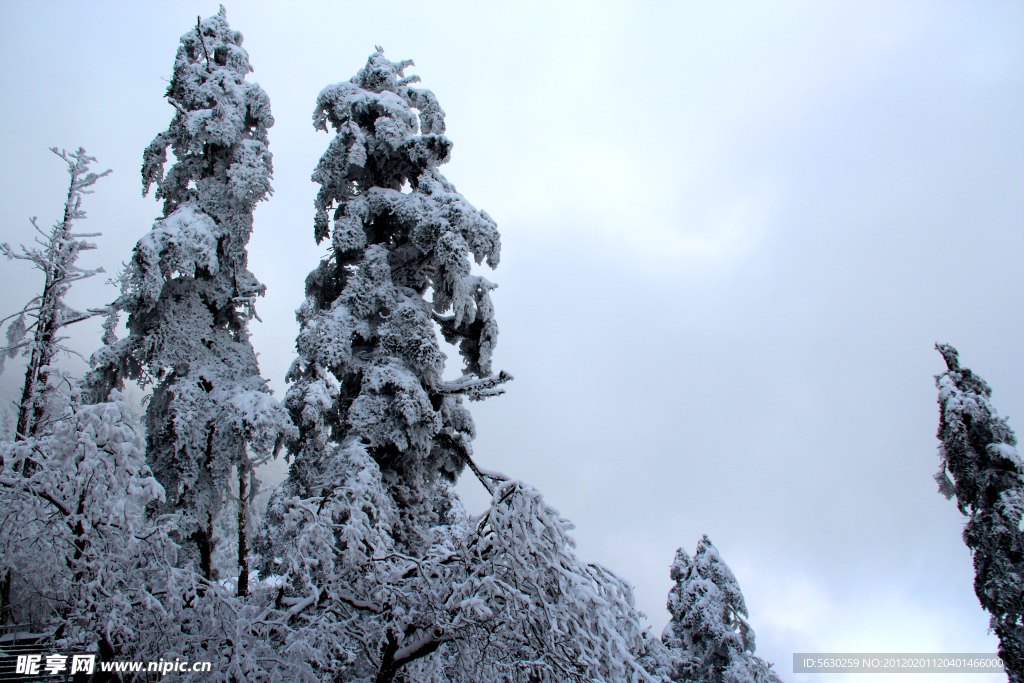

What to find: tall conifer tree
left=273, top=47, right=508, bottom=550
left=934, top=344, right=1023, bottom=682
left=258, top=49, right=652, bottom=683
left=86, top=7, right=290, bottom=587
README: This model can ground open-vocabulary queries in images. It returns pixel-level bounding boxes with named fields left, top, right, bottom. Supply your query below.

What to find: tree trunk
left=237, top=468, right=249, bottom=597
left=375, top=629, right=444, bottom=683
left=95, top=632, right=118, bottom=683
left=997, top=622, right=1024, bottom=683
left=375, top=630, right=401, bottom=683
left=14, top=296, right=57, bottom=445
left=194, top=525, right=213, bottom=580
left=0, top=568, right=11, bottom=625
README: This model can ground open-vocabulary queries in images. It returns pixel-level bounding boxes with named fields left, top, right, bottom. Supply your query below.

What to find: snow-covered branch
left=435, top=370, right=513, bottom=400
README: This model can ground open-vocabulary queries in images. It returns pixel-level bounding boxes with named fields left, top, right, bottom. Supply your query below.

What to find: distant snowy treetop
left=660, top=536, right=782, bottom=682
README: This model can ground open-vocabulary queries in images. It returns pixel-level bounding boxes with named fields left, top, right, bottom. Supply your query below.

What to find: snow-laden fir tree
left=658, top=536, right=782, bottom=683
left=934, top=344, right=1023, bottom=682
left=257, top=49, right=652, bottom=683
left=85, top=6, right=291, bottom=591
left=279, top=46, right=508, bottom=528
left=1, top=147, right=110, bottom=442
left=260, top=45, right=506, bottom=576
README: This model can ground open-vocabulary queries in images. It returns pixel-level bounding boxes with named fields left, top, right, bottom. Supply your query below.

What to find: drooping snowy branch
left=258, top=442, right=653, bottom=682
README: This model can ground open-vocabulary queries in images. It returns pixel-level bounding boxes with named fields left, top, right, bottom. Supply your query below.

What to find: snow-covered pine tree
left=259, top=46, right=505, bottom=575
left=84, top=7, right=291, bottom=591
left=661, top=536, right=782, bottom=683
left=934, top=344, right=1023, bottom=682
left=278, top=47, right=508, bottom=527
left=257, top=49, right=652, bottom=683
left=1, top=147, right=110, bottom=441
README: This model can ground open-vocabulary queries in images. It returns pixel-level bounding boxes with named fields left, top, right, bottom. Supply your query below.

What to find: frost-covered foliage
left=0, top=385, right=163, bottom=652
left=1, top=148, right=110, bottom=441
left=0, top=385, right=317, bottom=681
left=261, top=446, right=652, bottom=682
left=255, top=49, right=658, bottom=681
left=262, top=46, right=506, bottom=579
left=280, top=47, right=507, bottom=508
left=84, top=7, right=291, bottom=586
left=656, top=536, right=782, bottom=683
left=934, top=344, right=1023, bottom=683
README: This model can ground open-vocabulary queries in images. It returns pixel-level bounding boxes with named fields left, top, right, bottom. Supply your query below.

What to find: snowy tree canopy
left=934, top=344, right=1023, bottom=682
left=0, top=147, right=110, bottom=441
left=276, top=46, right=508, bottom=534
left=658, top=536, right=782, bottom=683
left=84, top=6, right=291, bottom=584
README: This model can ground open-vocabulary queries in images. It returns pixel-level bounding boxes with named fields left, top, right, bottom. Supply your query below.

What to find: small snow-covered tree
left=0, top=382, right=164, bottom=658
left=1, top=147, right=110, bottom=441
left=0, top=146, right=110, bottom=629
left=661, top=536, right=782, bottom=683
left=257, top=49, right=652, bottom=682
left=85, top=7, right=291, bottom=590
left=934, top=344, right=1023, bottom=682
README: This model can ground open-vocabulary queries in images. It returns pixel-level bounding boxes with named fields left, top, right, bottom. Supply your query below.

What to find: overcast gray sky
left=1, top=2, right=1021, bottom=681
